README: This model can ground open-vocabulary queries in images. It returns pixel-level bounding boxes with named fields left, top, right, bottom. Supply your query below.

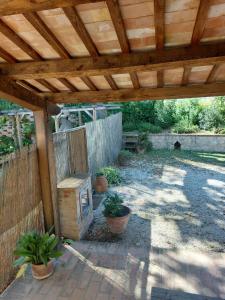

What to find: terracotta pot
left=106, top=205, right=131, bottom=234
left=95, top=175, right=108, bottom=193
left=32, top=261, right=54, bottom=280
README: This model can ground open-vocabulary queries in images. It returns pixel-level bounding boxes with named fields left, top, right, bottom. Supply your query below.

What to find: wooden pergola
left=0, top=0, right=225, bottom=230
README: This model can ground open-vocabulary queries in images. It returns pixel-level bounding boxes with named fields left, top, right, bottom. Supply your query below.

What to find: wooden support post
left=34, top=109, right=57, bottom=231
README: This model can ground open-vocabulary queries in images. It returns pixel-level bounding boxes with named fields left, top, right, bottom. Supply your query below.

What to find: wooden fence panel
left=0, top=145, right=44, bottom=292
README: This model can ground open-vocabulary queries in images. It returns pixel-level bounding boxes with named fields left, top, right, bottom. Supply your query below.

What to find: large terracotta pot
left=95, top=175, right=108, bottom=193
left=32, top=261, right=54, bottom=280
left=106, top=205, right=131, bottom=234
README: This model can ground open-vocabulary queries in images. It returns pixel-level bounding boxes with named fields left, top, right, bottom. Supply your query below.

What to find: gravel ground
left=85, top=151, right=225, bottom=252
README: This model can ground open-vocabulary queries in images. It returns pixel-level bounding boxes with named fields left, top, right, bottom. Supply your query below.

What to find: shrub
left=172, top=119, right=199, bottom=134
left=123, top=121, right=137, bottom=132
left=0, top=135, right=16, bottom=155
left=99, top=166, right=122, bottom=185
left=138, top=133, right=152, bottom=152
left=137, top=122, right=162, bottom=133
left=118, top=150, right=133, bottom=166
left=214, top=127, right=225, bottom=134
left=103, top=193, right=124, bottom=217
left=14, top=232, right=62, bottom=268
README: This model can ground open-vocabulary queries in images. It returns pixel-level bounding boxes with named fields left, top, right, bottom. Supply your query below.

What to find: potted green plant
left=95, top=171, right=108, bottom=193
left=14, top=231, right=62, bottom=280
left=103, top=193, right=130, bottom=234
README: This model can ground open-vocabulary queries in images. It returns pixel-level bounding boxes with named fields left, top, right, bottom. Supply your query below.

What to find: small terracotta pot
left=95, top=175, right=108, bottom=193
left=32, top=261, right=54, bottom=280
left=106, top=206, right=131, bottom=234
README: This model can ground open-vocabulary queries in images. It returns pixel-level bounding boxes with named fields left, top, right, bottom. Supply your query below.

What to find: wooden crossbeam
left=44, top=82, right=225, bottom=104
left=81, top=76, right=97, bottom=91
left=192, top=0, right=210, bottom=44
left=157, top=70, right=164, bottom=88
left=0, top=0, right=99, bottom=16
left=58, top=78, right=78, bottom=92
left=0, top=46, right=17, bottom=63
left=106, top=0, right=129, bottom=53
left=36, top=79, right=59, bottom=93
left=182, top=66, right=192, bottom=86
left=154, top=0, right=165, bottom=50
left=2, top=43, right=225, bottom=80
left=24, top=12, right=70, bottom=59
left=105, top=75, right=118, bottom=90
left=206, top=64, right=220, bottom=84
left=63, top=6, right=98, bottom=57
left=130, top=72, right=140, bottom=89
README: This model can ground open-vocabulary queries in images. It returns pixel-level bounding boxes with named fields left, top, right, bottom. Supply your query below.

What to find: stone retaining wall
left=148, top=134, right=225, bottom=152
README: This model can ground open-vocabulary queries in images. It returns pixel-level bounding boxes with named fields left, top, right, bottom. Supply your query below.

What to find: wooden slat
left=0, top=0, right=99, bottom=16
left=45, top=82, right=225, bottom=104
left=182, top=67, right=192, bottom=86
left=0, top=46, right=17, bottom=63
left=2, top=43, right=225, bottom=80
left=36, top=79, right=59, bottom=93
left=81, top=76, right=97, bottom=91
left=24, top=12, right=70, bottom=59
left=206, top=64, right=220, bottom=84
left=157, top=70, right=164, bottom=88
left=192, top=0, right=211, bottom=45
left=106, top=0, right=129, bottom=53
left=58, top=78, right=78, bottom=91
left=16, top=80, right=41, bottom=93
left=105, top=75, right=118, bottom=90
left=130, top=72, right=140, bottom=89
left=0, top=19, right=41, bottom=60
left=154, top=0, right=165, bottom=50
left=63, top=6, right=98, bottom=57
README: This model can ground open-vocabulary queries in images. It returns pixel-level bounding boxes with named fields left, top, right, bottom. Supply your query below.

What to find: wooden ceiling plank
left=24, top=12, right=70, bottom=59
left=154, top=0, right=165, bottom=50
left=2, top=43, right=225, bottom=80
left=63, top=6, right=98, bottom=57
left=105, top=75, right=118, bottom=90
left=106, top=0, right=129, bottom=53
left=182, top=67, right=192, bottom=86
left=191, top=0, right=211, bottom=45
left=206, top=64, right=220, bottom=84
left=130, top=72, right=140, bottom=89
left=0, top=1, right=100, bottom=16
left=81, top=76, right=98, bottom=91
left=0, top=19, right=41, bottom=60
left=58, top=78, right=78, bottom=91
left=44, top=82, right=225, bottom=104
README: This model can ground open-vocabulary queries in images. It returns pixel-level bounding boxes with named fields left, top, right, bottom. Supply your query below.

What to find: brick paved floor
left=1, top=241, right=225, bottom=300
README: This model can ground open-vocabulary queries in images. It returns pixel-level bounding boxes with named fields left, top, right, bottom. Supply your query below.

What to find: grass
left=144, top=149, right=225, bottom=167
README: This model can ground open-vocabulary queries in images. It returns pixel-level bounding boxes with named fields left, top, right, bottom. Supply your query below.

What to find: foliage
left=0, top=116, right=8, bottom=128
left=0, top=135, right=16, bottom=155
left=138, top=122, right=162, bottom=133
left=118, top=150, right=133, bottom=165
left=99, top=166, right=122, bottom=185
left=154, top=100, right=176, bottom=128
left=14, top=231, right=62, bottom=267
left=172, top=119, right=199, bottom=134
left=138, top=133, right=152, bottom=151
left=0, top=100, right=20, bottom=110
left=103, top=193, right=124, bottom=217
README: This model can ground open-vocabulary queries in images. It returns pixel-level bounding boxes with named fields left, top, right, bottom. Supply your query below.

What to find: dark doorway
left=174, top=141, right=181, bottom=150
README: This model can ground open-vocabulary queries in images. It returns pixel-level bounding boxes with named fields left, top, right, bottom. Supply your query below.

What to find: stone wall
left=148, top=134, right=225, bottom=152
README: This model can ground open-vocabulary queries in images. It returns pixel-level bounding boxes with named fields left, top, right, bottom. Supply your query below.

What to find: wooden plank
left=0, top=46, right=17, bottom=63
left=3, top=43, right=225, bottom=80
left=45, top=82, right=225, bottom=103
left=105, top=75, right=118, bottom=90
left=63, top=6, right=98, bottom=57
left=154, top=0, right=165, bottom=50
left=24, top=12, right=70, bottom=59
left=36, top=79, right=59, bottom=93
left=130, top=72, right=140, bottom=89
left=182, top=67, right=192, bottom=86
left=34, top=109, right=55, bottom=230
left=206, top=64, right=220, bottom=83
left=0, top=0, right=99, bottom=16
left=81, top=76, right=97, bottom=91
left=58, top=78, right=78, bottom=91
left=106, top=0, right=130, bottom=53
left=0, top=19, right=41, bottom=60
left=157, top=70, right=164, bottom=88
left=191, top=0, right=211, bottom=44
left=16, top=79, right=42, bottom=93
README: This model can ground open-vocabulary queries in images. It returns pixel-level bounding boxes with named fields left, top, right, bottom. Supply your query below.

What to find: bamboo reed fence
left=0, top=145, right=44, bottom=292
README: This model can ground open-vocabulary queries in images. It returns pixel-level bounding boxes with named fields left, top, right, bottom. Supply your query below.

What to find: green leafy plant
left=172, top=119, right=199, bottom=134
left=137, top=122, right=162, bottom=133
left=138, top=133, right=152, bottom=152
left=99, top=166, right=122, bottom=185
left=14, top=231, right=62, bottom=268
left=96, top=171, right=104, bottom=177
left=0, top=135, right=16, bottom=156
left=103, top=193, right=124, bottom=217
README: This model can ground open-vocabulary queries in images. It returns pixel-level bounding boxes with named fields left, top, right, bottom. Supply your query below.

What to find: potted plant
left=103, top=193, right=131, bottom=234
left=95, top=171, right=108, bottom=193
left=14, top=231, right=62, bottom=280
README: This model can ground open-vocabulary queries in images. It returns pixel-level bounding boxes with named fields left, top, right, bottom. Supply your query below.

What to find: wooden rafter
left=45, top=82, right=225, bottom=104
left=2, top=43, right=225, bottom=80
left=130, top=72, right=140, bottom=89
left=157, top=70, right=164, bottom=88
left=63, top=6, right=98, bottom=57
left=58, top=78, right=78, bottom=92
left=106, top=0, right=129, bottom=53
left=192, top=0, right=210, bottom=45
left=36, top=79, right=59, bottom=93
left=154, top=0, right=165, bottom=50
left=0, top=46, right=17, bottom=63
left=105, top=75, right=118, bottom=90
left=24, top=12, right=70, bottom=59
left=206, top=64, right=220, bottom=84
left=81, top=76, right=97, bottom=91
left=16, top=80, right=42, bottom=93
left=182, top=67, right=192, bottom=86
left=0, top=0, right=99, bottom=16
